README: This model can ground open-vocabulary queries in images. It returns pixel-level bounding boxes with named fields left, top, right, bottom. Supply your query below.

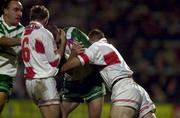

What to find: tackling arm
left=61, top=56, right=81, bottom=72
left=0, top=36, right=21, bottom=46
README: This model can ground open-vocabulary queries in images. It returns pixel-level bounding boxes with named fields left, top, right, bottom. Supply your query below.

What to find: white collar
left=98, top=38, right=108, bottom=43
left=30, top=21, right=44, bottom=28
left=1, top=15, right=19, bottom=30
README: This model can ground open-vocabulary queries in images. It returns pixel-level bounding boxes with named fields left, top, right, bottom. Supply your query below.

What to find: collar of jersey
left=1, top=15, right=20, bottom=30
left=99, top=38, right=107, bottom=43
left=30, top=21, right=43, bottom=28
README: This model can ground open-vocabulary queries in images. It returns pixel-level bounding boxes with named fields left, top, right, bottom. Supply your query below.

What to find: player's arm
left=61, top=42, right=85, bottom=72
left=0, top=25, right=21, bottom=46
left=0, top=36, right=21, bottom=46
left=55, top=28, right=66, bottom=57
left=61, top=56, right=81, bottom=72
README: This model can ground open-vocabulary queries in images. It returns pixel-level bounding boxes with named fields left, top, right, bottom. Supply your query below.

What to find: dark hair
left=88, top=29, right=105, bottom=40
left=1, top=0, right=20, bottom=15
left=30, top=5, right=49, bottom=21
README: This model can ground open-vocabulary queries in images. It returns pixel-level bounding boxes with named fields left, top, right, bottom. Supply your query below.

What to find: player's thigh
left=142, top=112, right=156, bottom=118
left=0, top=75, right=13, bottom=99
left=139, top=85, right=156, bottom=118
left=39, top=104, right=60, bottom=118
left=110, top=105, right=137, bottom=118
left=0, top=92, right=8, bottom=105
left=86, top=84, right=105, bottom=118
left=88, top=96, right=104, bottom=110
left=88, top=97, right=104, bottom=118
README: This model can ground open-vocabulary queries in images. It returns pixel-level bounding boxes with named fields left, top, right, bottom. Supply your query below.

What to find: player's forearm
left=61, top=57, right=81, bottom=72
left=56, top=29, right=66, bottom=56
left=0, top=37, right=21, bottom=46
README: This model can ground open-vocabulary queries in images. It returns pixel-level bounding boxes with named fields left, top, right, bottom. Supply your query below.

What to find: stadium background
left=1, top=0, right=180, bottom=117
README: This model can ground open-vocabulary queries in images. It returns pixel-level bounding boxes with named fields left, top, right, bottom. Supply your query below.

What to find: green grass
left=1, top=100, right=41, bottom=118
left=1, top=100, right=173, bottom=118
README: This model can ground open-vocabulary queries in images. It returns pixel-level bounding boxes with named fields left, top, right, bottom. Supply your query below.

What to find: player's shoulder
left=17, top=23, right=24, bottom=29
left=34, top=26, right=51, bottom=35
left=63, top=26, right=78, bottom=34
left=90, top=41, right=101, bottom=49
left=64, top=26, right=85, bottom=37
left=41, top=27, right=54, bottom=38
left=30, top=26, right=52, bottom=39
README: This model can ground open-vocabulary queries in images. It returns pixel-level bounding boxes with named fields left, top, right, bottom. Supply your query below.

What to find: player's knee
left=0, top=98, right=8, bottom=106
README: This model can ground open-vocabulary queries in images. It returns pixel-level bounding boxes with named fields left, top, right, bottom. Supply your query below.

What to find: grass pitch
left=1, top=100, right=172, bottom=118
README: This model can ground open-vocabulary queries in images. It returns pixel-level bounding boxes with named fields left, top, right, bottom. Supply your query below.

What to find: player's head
left=2, top=0, right=23, bottom=26
left=30, top=5, right=49, bottom=26
left=46, top=24, right=61, bottom=44
left=88, top=29, right=105, bottom=44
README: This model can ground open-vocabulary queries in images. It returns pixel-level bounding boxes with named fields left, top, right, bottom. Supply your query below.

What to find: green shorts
left=61, top=72, right=106, bottom=103
left=0, top=74, right=13, bottom=96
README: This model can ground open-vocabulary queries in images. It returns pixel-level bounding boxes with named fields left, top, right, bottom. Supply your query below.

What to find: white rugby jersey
left=21, top=21, right=60, bottom=79
left=78, top=38, right=133, bottom=90
left=0, top=15, right=24, bottom=77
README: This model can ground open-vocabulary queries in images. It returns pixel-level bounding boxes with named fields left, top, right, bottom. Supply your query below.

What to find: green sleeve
left=14, top=32, right=23, bottom=39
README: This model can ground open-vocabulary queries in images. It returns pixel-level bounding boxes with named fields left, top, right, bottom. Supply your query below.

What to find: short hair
left=1, top=0, right=20, bottom=15
left=30, top=5, right=49, bottom=21
left=88, top=29, right=105, bottom=40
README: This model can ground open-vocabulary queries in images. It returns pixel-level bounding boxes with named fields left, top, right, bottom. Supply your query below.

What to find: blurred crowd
left=13, top=0, right=180, bottom=103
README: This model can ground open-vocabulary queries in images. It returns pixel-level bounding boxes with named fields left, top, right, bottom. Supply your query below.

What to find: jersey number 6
left=22, top=37, right=30, bottom=62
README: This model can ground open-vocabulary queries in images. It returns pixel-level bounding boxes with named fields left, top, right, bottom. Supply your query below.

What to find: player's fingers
left=71, top=43, right=84, bottom=54
left=73, top=41, right=84, bottom=48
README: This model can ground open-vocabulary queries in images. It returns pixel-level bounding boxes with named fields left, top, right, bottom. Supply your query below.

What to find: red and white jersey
left=77, top=38, right=133, bottom=90
left=21, top=21, right=60, bottom=79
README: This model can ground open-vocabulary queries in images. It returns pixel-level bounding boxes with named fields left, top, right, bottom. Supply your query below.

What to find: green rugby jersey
left=63, top=27, right=91, bottom=59
left=0, top=15, right=24, bottom=77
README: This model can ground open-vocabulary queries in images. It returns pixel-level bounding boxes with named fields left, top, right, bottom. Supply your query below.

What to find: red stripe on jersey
left=79, top=53, right=90, bottom=64
left=25, top=67, right=36, bottom=78
left=35, top=39, right=45, bottom=53
left=24, top=28, right=33, bottom=35
left=49, top=58, right=60, bottom=67
left=140, top=103, right=154, bottom=113
left=104, top=51, right=120, bottom=65
left=112, top=99, right=140, bottom=105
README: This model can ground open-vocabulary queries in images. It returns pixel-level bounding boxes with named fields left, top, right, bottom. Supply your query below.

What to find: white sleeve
left=77, top=44, right=99, bottom=65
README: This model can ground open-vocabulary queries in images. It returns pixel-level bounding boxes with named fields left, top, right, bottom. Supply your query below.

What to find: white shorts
left=111, top=78, right=156, bottom=118
left=26, top=77, right=60, bottom=107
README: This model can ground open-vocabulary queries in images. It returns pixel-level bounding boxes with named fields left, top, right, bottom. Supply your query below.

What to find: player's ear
left=44, top=17, right=49, bottom=26
left=4, top=8, right=8, bottom=15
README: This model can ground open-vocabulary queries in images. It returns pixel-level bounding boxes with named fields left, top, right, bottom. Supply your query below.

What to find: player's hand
left=71, top=41, right=84, bottom=56
left=57, top=28, right=66, bottom=45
